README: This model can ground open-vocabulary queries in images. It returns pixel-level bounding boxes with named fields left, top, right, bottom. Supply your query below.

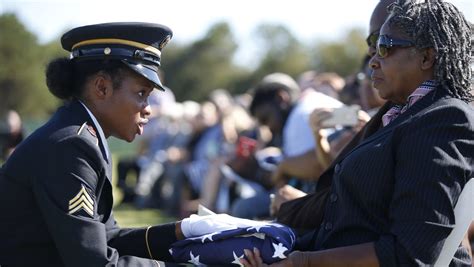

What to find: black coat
left=0, top=100, right=175, bottom=266
left=280, top=89, right=473, bottom=266
left=314, top=89, right=473, bottom=266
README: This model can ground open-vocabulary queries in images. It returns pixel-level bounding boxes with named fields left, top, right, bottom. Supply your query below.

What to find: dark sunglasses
left=376, top=35, right=414, bottom=58
left=366, top=32, right=379, bottom=48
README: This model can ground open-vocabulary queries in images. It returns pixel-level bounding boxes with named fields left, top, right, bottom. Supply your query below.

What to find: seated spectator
left=270, top=105, right=371, bottom=216
left=199, top=104, right=257, bottom=210
left=230, top=72, right=343, bottom=219
left=242, top=0, right=473, bottom=265
left=151, top=100, right=220, bottom=217
left=183, top=89, right=258, bottom=215
left=272, top=45, right=388, bottom=224
left=0, top=110, right=24, bottom=161
left=133, top=100, right=201, bottom=209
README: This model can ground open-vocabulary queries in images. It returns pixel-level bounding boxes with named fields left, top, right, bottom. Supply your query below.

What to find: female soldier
left=0, top=23, right=185, bottom=266
left=242, top=0, right=473, bottom=266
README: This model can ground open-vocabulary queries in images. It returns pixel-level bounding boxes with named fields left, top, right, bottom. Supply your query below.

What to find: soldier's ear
left=92, top=72, right=114, bottom=100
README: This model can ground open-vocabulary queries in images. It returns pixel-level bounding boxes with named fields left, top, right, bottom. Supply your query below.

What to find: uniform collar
left=78, top=101, right=110, bottom=162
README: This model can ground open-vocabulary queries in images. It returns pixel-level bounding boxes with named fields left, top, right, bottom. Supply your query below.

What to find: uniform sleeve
left=373, top=106, right=474, bottom=266
left=106, top=214, right=178, bottom=262
left=31, top=136, right=162, bottom=267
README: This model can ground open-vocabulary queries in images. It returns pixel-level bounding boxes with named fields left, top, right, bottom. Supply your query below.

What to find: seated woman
left=242, top=0, right=474, bottom=266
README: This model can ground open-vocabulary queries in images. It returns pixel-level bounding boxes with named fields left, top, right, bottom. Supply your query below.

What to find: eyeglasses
left=366, top=32, right=379, bottom=48
left=376, top=35, right=414, bottom=58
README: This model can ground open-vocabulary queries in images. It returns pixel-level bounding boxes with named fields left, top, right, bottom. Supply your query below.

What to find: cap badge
left=104, top=47, right=111, bottom=55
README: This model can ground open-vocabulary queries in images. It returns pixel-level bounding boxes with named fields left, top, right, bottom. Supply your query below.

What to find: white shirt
left=283, top=91, right=343, bottom=157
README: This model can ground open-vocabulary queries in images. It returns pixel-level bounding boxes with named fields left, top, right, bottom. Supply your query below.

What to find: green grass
left=110, top=151, right=178, bottom=228
left=114, top=203, right=176, bottom=227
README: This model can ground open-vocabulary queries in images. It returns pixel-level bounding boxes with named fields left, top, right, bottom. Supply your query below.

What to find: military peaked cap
left=61, top=22, right=173, bottom=90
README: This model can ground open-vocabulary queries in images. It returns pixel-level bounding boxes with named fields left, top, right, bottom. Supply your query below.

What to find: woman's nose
left=369, top=54, right=380, bottom=70
left=143, top=102, right=152, bottom=117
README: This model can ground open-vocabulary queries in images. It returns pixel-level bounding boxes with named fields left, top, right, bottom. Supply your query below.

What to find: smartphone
left=321, top=105, right=360, bottom=128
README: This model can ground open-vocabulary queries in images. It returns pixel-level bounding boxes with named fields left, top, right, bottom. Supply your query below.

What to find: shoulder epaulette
left=77, top=122, right=99, bottom=146
left=77, top=122, right=87, bottom=135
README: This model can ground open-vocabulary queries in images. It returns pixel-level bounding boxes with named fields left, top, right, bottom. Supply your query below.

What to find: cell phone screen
left=321, top=105, right=360, bottom=128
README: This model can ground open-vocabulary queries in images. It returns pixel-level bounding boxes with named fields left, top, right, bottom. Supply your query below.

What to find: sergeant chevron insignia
left=68, top=185, right=94, bottom=217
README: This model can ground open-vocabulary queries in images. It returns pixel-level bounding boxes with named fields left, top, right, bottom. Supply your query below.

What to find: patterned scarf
left=382, top=80, right=437, bottom=127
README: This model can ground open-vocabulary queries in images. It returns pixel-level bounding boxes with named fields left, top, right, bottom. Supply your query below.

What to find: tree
left=162, top=22, right=249, bottom=101
left=310, top=28, right=367, bottom=77
left=224, top=23, right=314, bottom=95
left=254, top=24, right=310, bottom=76
left=0, top=13, right=64, bottom=118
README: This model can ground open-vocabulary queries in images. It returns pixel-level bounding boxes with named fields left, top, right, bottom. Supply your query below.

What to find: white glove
left=181, top=213, right=268, bottom=238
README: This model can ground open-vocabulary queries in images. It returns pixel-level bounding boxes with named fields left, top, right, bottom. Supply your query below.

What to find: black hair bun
left=45, top=57, right=74, bottom=99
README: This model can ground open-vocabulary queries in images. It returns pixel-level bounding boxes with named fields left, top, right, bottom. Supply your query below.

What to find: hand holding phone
left=320, top=105, right=361, bottom=128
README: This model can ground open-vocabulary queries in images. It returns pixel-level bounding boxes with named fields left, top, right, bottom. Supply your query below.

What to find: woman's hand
left=270, top=185, right=307, bottom=216
left=309, top=108, right=334, bottom=132
left=354, top=110, right=370, bottom=132
left=240, top=248, right=294, bottom=267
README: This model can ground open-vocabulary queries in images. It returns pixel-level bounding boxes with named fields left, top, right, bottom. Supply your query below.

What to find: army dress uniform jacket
left=0, top=100, right=175, bottom=266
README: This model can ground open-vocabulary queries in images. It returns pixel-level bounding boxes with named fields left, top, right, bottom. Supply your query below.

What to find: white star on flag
left=272, top=242, right=288, bottom=259
left=188, top=251, right=202, bottom=265
left=200, top=233, right=216, bottom=243
left=271, top=223, right=285, bottom=228
left=246, top=225, right=264, bottom=232
left=231, top=251, right=244, bottom=266
left=251, top=233, right=266, bottom=240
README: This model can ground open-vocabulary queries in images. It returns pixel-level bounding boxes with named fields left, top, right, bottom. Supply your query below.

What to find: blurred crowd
left=0, top=109, right=24, bottom=162
left=114, top=55, right=387, bottom=220
left=2, top=53, right=472, bottom=225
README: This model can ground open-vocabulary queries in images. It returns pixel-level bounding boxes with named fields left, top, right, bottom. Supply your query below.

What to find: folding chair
left=434, top=178, right=474, bottom=266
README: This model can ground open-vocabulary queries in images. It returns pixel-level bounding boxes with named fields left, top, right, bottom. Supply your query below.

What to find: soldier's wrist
left=175, top=221, right=185, bottom=240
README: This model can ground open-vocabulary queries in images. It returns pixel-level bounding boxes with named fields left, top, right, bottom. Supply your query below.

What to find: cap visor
left=121, top=60, right=164, bottom=91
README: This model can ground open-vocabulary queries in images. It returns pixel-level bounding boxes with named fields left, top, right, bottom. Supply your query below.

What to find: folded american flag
left=170, top=222, right=295, bottom=266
